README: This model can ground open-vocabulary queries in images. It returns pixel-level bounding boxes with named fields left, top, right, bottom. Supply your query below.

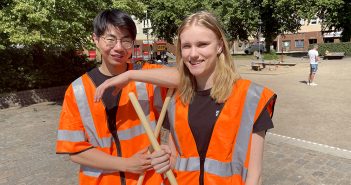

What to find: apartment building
left=232, top=17, right=343, bottom=54
left=273, top=18, right=342, bottom=53
left=132, top=16, right=175, bottom=61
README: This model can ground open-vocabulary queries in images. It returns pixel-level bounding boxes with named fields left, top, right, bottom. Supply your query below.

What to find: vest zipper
left=112, top=131, right=126, bottom=185
left=106, top=91, right=126, bottom=185
left=199, top=154, right=205, bottom=185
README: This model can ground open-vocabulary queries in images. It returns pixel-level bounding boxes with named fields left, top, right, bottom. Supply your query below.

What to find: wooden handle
left=154, top=88, right=174, bottom=137
left=137, top=88, right=174, bottom=185
left=129, top=92, right=178, bottom=185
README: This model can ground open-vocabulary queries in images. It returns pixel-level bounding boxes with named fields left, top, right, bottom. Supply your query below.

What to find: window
left=295, top=40, right=304, bottom=48
left=324, top=38, right=334, bottom=43
left=300, top=19, right=305, bottom=25
left=310, top=18, right=318, bottom=25
left=282, top=41, right=290, bottom=47
left=309, top=39, right=317, bottom=45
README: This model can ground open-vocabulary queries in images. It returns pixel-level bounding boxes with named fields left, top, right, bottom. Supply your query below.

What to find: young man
left=56, top=9, right=170, bottom=185
left=308, top=44, right=320, bottom=86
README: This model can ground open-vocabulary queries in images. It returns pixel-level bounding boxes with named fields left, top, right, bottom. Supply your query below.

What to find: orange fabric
left=172, top=79, right=275, bottom=185
left=56, top=63, right=166, bottom=185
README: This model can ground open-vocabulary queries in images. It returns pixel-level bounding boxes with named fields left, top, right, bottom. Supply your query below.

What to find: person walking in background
left=95, top=11, right=277, bottom=185
left=56, top=9, right=170, bottom=185
left=308, top=44, right=320, bottom=86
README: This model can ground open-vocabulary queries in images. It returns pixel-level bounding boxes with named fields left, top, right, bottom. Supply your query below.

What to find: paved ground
left=1, top=56, right=350, bottom=184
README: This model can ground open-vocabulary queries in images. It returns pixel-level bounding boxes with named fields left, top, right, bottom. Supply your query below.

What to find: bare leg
left=310, top=73, right=315, bottom=83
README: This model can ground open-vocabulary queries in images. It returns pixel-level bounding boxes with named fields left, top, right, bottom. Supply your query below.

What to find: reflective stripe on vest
left=135, top=81, right=150, bottom=119
left=70, top=76, right=155, bottom=177
left=153, top=86, right=163, bottom=114
left=72, top=77, right=103, bottom=147
left=57, top=130, right=86, bottom=142
left=175, top=157, right=247, bottom=177
left=80, top=165, right=115, bottom=177
left=172, top=82, right=263, bottom=179
left=232, top=82, right=263, bottom=179
left=167, top=97, right=183, bottom=156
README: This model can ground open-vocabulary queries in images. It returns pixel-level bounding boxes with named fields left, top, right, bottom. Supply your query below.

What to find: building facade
left=273, top=18, right=342, bottom=53
left=232, top=17, right=343, bottom=54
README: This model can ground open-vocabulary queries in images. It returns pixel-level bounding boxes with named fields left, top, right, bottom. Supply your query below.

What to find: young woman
left=95, top=11, right=276, bottom=185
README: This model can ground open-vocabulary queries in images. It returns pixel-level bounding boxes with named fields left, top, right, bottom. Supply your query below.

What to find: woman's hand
left=125, top=147, right=152, bottom=174
left=150, top=145, right=172, bottom=174
left=94, top=71, right=130, bottom=102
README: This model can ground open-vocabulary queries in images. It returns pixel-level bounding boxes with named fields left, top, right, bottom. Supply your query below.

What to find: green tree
left=316, top=0, right=350, bottom=42
left=0, top=0, right=147, bottom=50
left=144, top=0, right=208, bottom=43
left=249, top=0, right=317, bottom=52
left=145, top=0, right=316, bottom=53
left=208, top=0, right=258, bottom=41
left=0, top=0, right=148, bottom=92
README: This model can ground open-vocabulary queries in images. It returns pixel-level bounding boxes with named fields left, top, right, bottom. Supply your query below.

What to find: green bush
left=312, top=42, right=351, bottom=56
left=0, top=46, right=97, bottom=94
left=263, top=51, right=279, bottom=60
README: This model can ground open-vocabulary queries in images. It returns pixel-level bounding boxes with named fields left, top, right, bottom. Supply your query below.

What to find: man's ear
left=92, top=33, right=101, bottom=52
left=92, top=33, right=99, bottom=45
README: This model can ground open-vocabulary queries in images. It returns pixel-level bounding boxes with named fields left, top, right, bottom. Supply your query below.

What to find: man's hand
left=125, top=147, right=152, bottom=174
left=94, top=71, right=130, bottom=102
left=150, top=145, right=172, bottom=174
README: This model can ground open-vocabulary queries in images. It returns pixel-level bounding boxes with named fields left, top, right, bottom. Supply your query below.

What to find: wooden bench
left=251, top=62, right=264, bottom=71
left=251, top=61, right=297, bottom=71
left=323, top=52, right=345, bottom=60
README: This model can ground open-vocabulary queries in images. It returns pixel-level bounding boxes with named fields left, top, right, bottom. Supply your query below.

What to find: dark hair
left=93, top=9, right=137, bottom=40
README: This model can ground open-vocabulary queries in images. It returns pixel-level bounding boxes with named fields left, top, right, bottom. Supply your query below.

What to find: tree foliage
left=0, top=0, right=147, bottom=50
left=316, top=0, right=350, bottom=42
left=1, top=0, right=346, bottom=51
left=0, top=0, right=147, bottom=92
left=247, top=0, right=317, bottom=52
left=143, top=0, right=209, bottom=43
left=145, top=0, right=316, bottom=52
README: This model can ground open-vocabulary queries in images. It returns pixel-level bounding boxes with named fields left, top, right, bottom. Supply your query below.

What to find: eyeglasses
left=100, top=36, right=134, bottom=49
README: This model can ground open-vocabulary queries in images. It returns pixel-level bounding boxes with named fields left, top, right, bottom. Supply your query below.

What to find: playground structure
left=132, top=40, right=176, bottom=64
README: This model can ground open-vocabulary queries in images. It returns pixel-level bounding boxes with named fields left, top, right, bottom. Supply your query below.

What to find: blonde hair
left=176, top=11, right=240, bottom=104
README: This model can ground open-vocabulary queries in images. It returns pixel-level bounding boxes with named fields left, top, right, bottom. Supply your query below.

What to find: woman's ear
left=217, top=47, right=223, bottom=54
left=217, top=40, right=224, bottom=54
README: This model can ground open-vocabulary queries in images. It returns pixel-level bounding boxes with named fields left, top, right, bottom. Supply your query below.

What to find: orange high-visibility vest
left=167, top=79, right=276, bottom=185
left=56, top=63, right=165, bottom=185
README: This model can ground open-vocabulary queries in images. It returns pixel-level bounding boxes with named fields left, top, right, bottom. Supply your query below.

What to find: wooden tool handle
left=129, top=92, right=178, bottom=185
left=137, top=88, right=174, bottom=185
left=154, top=88, right=174, bottom=137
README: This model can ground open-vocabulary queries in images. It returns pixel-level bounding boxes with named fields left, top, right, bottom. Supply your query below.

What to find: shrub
left=0, top=46, right=97, bottom=93
left=263, top=51, right=279, bottom=60
left=311, top=42, right=351, bottom=56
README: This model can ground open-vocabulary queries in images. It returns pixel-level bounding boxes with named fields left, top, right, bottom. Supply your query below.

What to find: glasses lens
left=122, top=40, right=133, bottom=49
left=103, top=37, right=116, bottom=47
left=103, top=36, right=133, bottom=48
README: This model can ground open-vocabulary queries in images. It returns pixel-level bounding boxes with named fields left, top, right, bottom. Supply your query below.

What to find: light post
left=143, top=10, right=150, bottom=60
left=258, top=19, right=263, bottom=61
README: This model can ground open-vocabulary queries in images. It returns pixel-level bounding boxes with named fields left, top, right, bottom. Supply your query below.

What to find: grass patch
left=263, top=51, right=279, bottom=60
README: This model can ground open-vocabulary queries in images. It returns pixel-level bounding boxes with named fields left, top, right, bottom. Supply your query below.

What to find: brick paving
left=1, top=57, right=351, bottom=184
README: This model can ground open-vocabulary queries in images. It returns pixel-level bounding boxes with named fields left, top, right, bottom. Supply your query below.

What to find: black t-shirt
left=87, top=67, right=119, bottom=110
left=87, top=67, right=128, bottom=185
left=164, top=88, right=274, bottom=157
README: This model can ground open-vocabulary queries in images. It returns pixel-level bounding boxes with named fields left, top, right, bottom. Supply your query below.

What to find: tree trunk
left=341, top=26, right=351, bottom=42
